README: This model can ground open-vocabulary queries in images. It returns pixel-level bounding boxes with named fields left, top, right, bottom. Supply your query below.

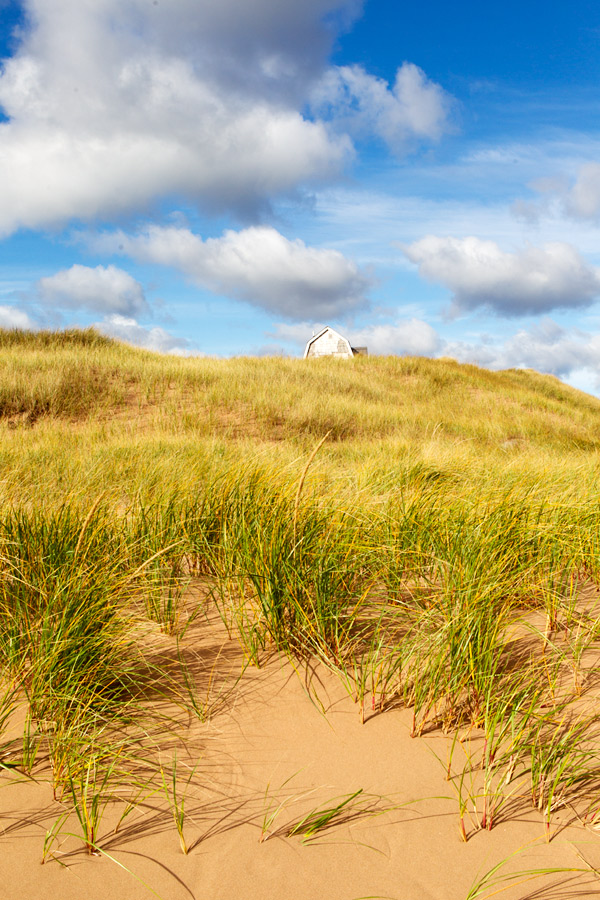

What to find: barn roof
left=306, top=325, right=344, bottom=344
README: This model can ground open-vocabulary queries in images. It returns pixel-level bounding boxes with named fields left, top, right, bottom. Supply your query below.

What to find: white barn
left=303, top=326, right=368, bottom=359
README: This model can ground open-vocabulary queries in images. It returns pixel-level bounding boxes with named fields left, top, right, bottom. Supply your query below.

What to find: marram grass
left=2, top=329, right=600, bottom=896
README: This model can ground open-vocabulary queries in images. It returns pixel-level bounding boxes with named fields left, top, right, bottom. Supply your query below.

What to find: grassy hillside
left=1, top=327, right=598, bottom=444
left=2, top=328, right=600, bottom=891
left=1, top=327, right=600, bottom=506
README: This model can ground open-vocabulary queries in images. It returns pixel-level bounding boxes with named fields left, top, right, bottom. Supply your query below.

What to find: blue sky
left=2, top=1, right=600, bottom=393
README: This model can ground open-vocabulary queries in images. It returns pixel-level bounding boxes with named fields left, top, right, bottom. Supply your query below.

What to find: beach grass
left=3, top=328, right=600, bottom=894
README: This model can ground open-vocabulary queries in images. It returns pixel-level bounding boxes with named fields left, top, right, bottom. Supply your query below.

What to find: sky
left=2, top=1, right=600, bottom=393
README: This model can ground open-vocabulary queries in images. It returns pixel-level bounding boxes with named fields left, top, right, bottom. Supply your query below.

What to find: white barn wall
left=304, top=327, right=353, bottom=359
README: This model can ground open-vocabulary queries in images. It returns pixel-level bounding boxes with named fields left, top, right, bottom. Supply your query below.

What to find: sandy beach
left=1, top=603, right=599, bottom=900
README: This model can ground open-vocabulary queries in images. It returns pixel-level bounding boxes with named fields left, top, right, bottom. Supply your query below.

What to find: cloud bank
left=446, top=319, right=600, bottom=379
left=0, top=0, right=365, bottom=233
left=403, top=236, right=600, bottom=316
left=0, top=1, right=456, bottom=235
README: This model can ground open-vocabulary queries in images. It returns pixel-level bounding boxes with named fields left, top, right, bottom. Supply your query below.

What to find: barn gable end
left=303, top=326, right=367, bottom=359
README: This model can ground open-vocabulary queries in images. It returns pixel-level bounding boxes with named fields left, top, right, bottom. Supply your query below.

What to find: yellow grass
left=1, top=327, right=599, bottom=508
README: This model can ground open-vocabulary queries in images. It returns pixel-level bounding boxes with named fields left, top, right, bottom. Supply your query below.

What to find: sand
left=1, top=608, right=599, bottom=900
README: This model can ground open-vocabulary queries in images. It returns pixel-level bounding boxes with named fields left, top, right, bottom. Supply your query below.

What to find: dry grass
left=1, top=327, right=600, bottom=509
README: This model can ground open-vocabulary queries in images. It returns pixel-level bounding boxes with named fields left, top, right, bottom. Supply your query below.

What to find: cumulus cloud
left=563, top=163, right=600, bottom=220
left=446, top=319, right=600, bottom=384
left=310, top=62, right=453, bottom=153
left=94, top=225, right=371, bottom=319
left=347, top=318, right=440, bottom=355
left=36, top=264, right=149, bottom=316
left=0, top=0, right=365, bottom=233
left=513, top=165, right=600, bottom=223
left=403, top=236, right=600, bottom=316
left=94, top=314, right=196, bottom=355
left=0, top=305, right=35, bottom=329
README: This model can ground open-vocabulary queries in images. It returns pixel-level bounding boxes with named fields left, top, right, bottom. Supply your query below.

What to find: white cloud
left=94, top=314, right=196, bottom=355
left=512, top=161, right=600, bottom=224
left=0, top=0, right=364, bottom=233
left=310, top=62, right=453, bottom=153
left=0, top=305, right=35, bottom=329
left=402, top=236, right=600, bottom=316
left=271, top=321, right=326, bottom=345
left=94, top=224, right=371, bottom=319
left=446, top=319, right=600, bottom=386
left=347, top=318, right=440, bottom=355
left=564, top=163, right=600, bottom=220
left=37, top=264, right=149, bottom=316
